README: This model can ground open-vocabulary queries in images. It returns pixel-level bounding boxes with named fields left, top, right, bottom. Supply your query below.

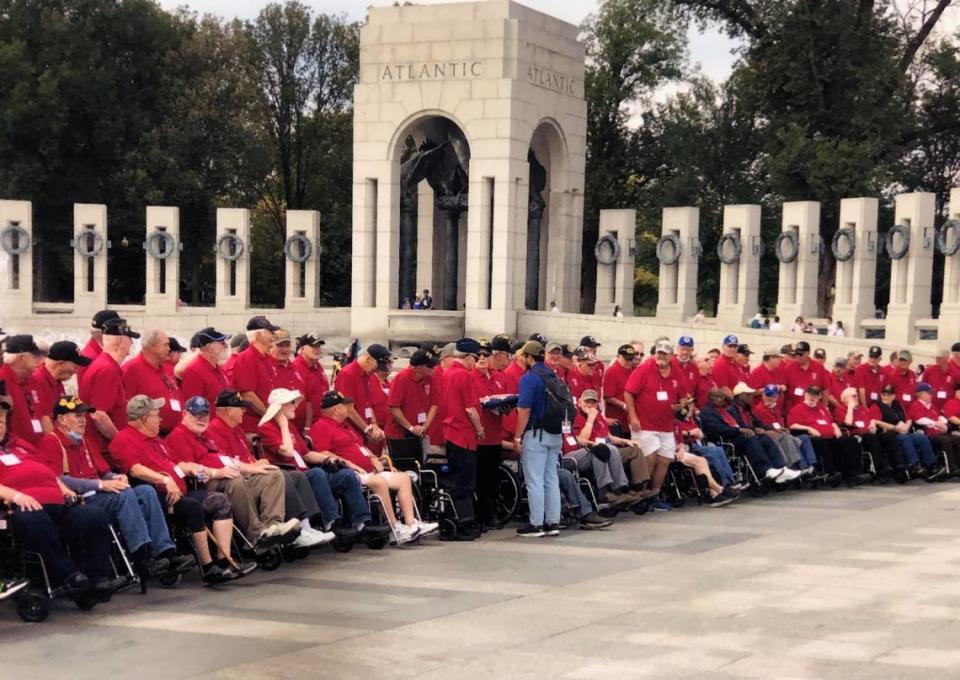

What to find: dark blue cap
left=456, top=338, right=481, bottom=355
left=762, top=384, right=779, bottom=398
left=678, top=336, right=694, bottom=348
left=916, top=382, right=933, bottom=393
left=723, top=334, right=739, bottom=346
left=184, top=396, right=210, bottom=415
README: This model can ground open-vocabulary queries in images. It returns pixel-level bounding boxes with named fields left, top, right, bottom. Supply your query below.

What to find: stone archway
left=526, top=120, right=568, bottom=311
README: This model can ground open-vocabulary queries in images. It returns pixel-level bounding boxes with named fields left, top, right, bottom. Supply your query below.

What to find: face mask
left=67, top=431, right=83, bottom=444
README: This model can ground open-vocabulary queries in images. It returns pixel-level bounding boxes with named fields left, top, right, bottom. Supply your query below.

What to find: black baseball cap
left=579, top=335, right=601, bottom=348
left=102, top=318, right=140, bottom=339
left=490, top=334, right=512, bottom=352
left=246, top=315, right=280, bottom=332
left=3, top=334, right=42, bottom=354
left=214, top=389, right=252, bottom=408
left=91, top=309, right=120, bottom=330
left=813, top=348, right=826, bottom=360
left=52, top=395, right=96, bottom=417
left=296, top=333, right=325, bottom=350
left=320, top=390, right=353, bottom=409
left=528, top=333, right=547, bottom=345
left=805, top=385, right=823, bottom=396
left=168, top=337, right=187, bottom=353
left=868, top=345, right=883, bottom=359
left=561, top=343, right=575, bottom=358
left=952, top=342, right=960, bottom=353
left=618, top=344, right=638, bottom=359
left=736, top=344, right=753, bottom=356
left=48, top=341, right=91, bottom=366
left=794, top=341, right=811, bottom=353
left=191, top=327, right=230, bottom=349
left=410, top=348, right=439, bottom=368
left=455, top=338, right=481, bottom=356
left=477, top=339, right=493, bottom=356
left=367, top=344, right=393, bottom=368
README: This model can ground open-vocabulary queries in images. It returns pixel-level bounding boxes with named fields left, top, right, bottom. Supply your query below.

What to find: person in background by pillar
left=769, top=315, right=782, bottom=331
left=231, top=315, right=280, bottom=432
left=79, top=318, right=139, bottom=456
left=441, top=339, right=483, bottom=538
left=855, top=345, right=886, bottom=406
left=613, top=304, right=623, bottom=318
left=420, top=289, right=433, bottom=310
left=513, top=340, right=567, bottom=536
left=921, top=348, right=955, bottom=410
left=908, top=383, right=960, bottom=476
left=0, top=335, right=46, bottom=446
left=30, top=341, right=90, bottom=435
left=122, top=329, right=184, bottom=436
left=550, top=301, right=560, bottom=313
left=333, top=343, right=390, bottom=446
left=471, top=340, right=507, bottom=530
left=181, top=327, right=231, bottom=405
left=78, top=309, right=119, bottom=382
left=292, top=333, right=328, bottom=431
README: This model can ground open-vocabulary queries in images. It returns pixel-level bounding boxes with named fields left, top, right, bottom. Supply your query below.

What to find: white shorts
left=631, top=430, right=676, bottom=460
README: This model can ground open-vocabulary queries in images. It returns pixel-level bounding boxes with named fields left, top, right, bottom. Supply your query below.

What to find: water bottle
left=197, top=466, right=208, bottom=483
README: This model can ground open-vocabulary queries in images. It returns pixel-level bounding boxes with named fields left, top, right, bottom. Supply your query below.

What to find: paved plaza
left=4, top=483, right=960, bottom=679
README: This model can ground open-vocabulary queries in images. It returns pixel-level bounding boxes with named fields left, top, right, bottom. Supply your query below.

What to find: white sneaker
left=775, top=468, right=802, bottom=483
left=417, top=520, right=439, bottom=537
left=390, top=523, right=420, bottom=545
left=307, top=527, right=336, bottom=544
left=765, top=467, right=784, bottom=480
left=293, top=529, right=326, bottom=549
left=803, top=466, right=816, bottom=476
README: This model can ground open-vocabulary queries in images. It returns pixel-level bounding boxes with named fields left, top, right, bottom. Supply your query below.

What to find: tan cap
left=581, top=389, right=600, bottom=401
left=127, top=395, right=165, bottom=421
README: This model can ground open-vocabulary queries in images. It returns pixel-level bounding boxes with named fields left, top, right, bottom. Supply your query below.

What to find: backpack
left=530, top=363, right=576, bottom=434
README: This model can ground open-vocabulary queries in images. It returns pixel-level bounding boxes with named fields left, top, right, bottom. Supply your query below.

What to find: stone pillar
left=595, top=209, right=635, bottom=317
left=832, top=197, right=879, bottom=338
left=415, top=182, right=434, bottom=296
left=656, top=206, right=699, bottom=322
left=284, top=210, right=320, bottom=310
left=144, top=206, right=180, bottom=316
left=464, top=172, right=492, bottom=312
left=776, top=201, right=820, bottom=323
left=716, top=204, right=761, bottom=327
left=73, top=204, right=108, bottom=319
left=939, top=188, right=960, bottom=342
left=215, top=208, right=251, bottom=313
left=374, top=172, right=401, bottom=312
left=0, top=200, right=32, bottom=316
left=886, top=192, right=935, bottom=345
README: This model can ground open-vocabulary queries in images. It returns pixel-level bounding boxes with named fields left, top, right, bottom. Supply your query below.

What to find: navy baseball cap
left=191, top=327, right=230, bottom=349
left=184, top=396, right=210, bottom=415
left=455, top=338, right=481, bottom=356
left=722, top=334, right=739, bottom=346
left=762, top=384, right=779, bottom=398
left=677, top=336, right=694, bottom=348
left=916, top=382, right=933, bottom=394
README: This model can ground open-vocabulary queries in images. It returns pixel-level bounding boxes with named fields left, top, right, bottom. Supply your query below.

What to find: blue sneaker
left=650, top=499, right=672, bottom=512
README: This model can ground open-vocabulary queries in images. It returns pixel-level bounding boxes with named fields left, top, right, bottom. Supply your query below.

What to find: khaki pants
left=619, top=445, right=652, bottom=484
left=209, top=470, right=286, bottom=542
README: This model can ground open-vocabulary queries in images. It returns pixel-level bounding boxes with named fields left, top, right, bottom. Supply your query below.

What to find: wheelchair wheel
left=438, top=518, right=458, bottom=540
left=332, top=534, right=355, bottom=553
left=257, top=548, right=283, bottom=571
left=157, top=572, right=182, bottom=588
left=75, top=591, right=100, bottom=611
left=281, top=545, right=298, bottom=563
left=632, top=501, right=650, bottom=515
left=598, top=504, right=618, bottom=519
left=493, top=464, right=521, bottom=526
left=16, top=592, right=49, bottom=622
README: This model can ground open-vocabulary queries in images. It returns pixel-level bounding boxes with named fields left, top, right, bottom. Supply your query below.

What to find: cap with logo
left=805, top=385, right=823, bottom=396
left=617, top=344, right=638, bottom=359
left=102, top=318, right=140, bottom=339
left=654, top=340, right=674, bottom=355
left=320, top=390, right=354, bottom=409
left=246, top=315, right=280, bottom=332
left=3, top=335, right=43, bottom=355
left=580, top=389, right=600, bottom=401
left=296, top=333, right=325, bottom=350
left=722, top=334, right=739, bottom=346
left=215, top=389, right=252, bottom=409
left=191, top=327, right=230, bottom=349
left=736, top=344, right=753, bottom=356
left=579, top=335, right=601, bottom=348
left=409, top=348, right=439, bottom=368
left=477, top=339, right=493, bottom=356
left=91, top=309, right=120, bottom=330
left=868, top=345, right=883, bottom=359
left=528, top=333, right=547, bottom=345
left=367, top=343, right=394, bottom=368
left=916, top=382, right=933, bottom=393
left=127, top=394, right=165, bottom=421
left=574, top=346, right=599, bottom=362
left=184, top=396, right=210, bottom=415
left=780, top=343, right=795, bottom=356
left=53, top=396, right=96, bottom=417
left=762, top=384, right=780, bottom=398
left=794, top=341, right=811, bottom=353
left=48, top=341, right=91, bottom=366
left=490, top=335, right=512, bottom=352
left=677, top=336, right=695, bottom=348
left=561, top=343, right=575, bottom=358
left=813, top=348, right=826, bottom=360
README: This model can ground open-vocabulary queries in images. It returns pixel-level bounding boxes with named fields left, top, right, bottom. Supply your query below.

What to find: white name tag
left=173, top=465, right=185, bottom=478
left=938, top=391, right=948, bottom=399
left=794, top=387, right=804, bottom=397
left=855, top=420, right=865, bottom=428
left=0, top=453, right=21, bottom=466
left=360, top=446, right=374, bottom=457
left=903, top=394, right=912, bottom=402
left=565, top=436, right=577, bottom=447
left=218, top=455, right=238, bottom=468
left=364, top=407, right=374, bottom=419
left=595, top=437, right=608, bottom=445
left=170, top=399, right=182, bottom=412
left=656, top=391, right=669, bottom=401
left=292, top=452, right=307, bottom=469
left=870, top=392, right=878, bottom=401
left=416, top=412, right=427, bottom=424
left=773, top=423, right=782, bottom=430
left=31, top=419, right=42, bottom=434
left=816, top=419, right=828, bottom=425
left=561, top=422, right=572, bottom=434
left=383, top=388, right=390, bottom=397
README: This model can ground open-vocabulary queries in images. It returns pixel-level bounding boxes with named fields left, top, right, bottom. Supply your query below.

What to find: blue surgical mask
left=67, top=431, right=83, bottom=444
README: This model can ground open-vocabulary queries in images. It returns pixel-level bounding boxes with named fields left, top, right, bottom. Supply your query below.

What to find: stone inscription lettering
left=525, top=65, right=577, bottom=95
left=381, top=61, right=483, bottom=81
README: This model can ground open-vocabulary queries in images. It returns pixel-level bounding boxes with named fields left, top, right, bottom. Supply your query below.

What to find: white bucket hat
left=258, top=388, right=303, bottom=427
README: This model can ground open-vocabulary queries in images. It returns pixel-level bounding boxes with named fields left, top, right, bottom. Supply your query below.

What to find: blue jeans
left=897, top=433, right=935, bottom=467
left=87, top=485, right=175, bottom=557
left=521, top=430, right=562, bottom=526
left=558, top=467, right=592, bottom=518
left=305, top=467, right=372, bottom=529
left=692, top=445, right=734, bottom=486
left=795, top=434, right=818, bottom=467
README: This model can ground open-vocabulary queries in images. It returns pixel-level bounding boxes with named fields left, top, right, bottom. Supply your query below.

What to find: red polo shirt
left=907, top=400, right=945, bottom=435
left=623, top=360, right=682, bottom=432
left=333, top=360, right=376, bottom=428
left=79, top=351, right=127, bottom=449
left=884, top=367, right=917, bottom=407
left=710, top=354, right=743, bottom=391
left=206, top=417, right=256, bottom=464
left=565, top=366, right=600, bottom=400
left=309, top=415, right=375, bottom=472
left=0, top=365, right=43, bottom=446
left=164, top=423, right=232, bottom=469
left=783, top=360, right=827, bottom=410
left=180, top=354, right=230, bottom=405
left=0, top=436, right=62, bottom=505
left=826, top=371, right=852, bottom=404
left=787, top=402, right=835, bottom=438
left=752, top=400, right=786, bottom=431
left=921, top=365, right=956, bottom=409
left=834, top=404, right=878, bottom=435
left=36, top=430, right=110, bottom=479
left=30, top=364, right=66, bottom=421
left=232, top=345, right=277, bottom=432
left=122, top=353, right=184, bottom=433
left=257, top=420, right=309, bottom=469
left=671, top=357, right=698, bottom=398
left=602, top=359, right=634, bottom=429
left=428, top=365, right=446, bottom=445
left=292, top=354, right=329, bottom=430
left=749, top=363, right=786, bottom=412
left=370, top=375, right=390, bottom=429
left=694, top=373, right=718, bottom=409
left=385, top=366, right=433, bottom=440
left=441, top=361, right=479, bottom=450
left=853, top=363, right=885, bottom=405
left=109, top=426, right=187, bottom=493
left=942, top=398, right=960, bottom=421
left=77, top=337, right=102, bottom=383
left=472, top=368, right=505, bottom=446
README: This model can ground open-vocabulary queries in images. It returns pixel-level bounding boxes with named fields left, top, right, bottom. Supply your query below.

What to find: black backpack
left=529, top=363, right=576, bottom=434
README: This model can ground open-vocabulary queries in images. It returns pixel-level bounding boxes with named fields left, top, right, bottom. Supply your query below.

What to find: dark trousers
left=928, top=434, right=960, bottom=469
left=281, top=470, right=321, bottom=521
left=809, top=437, right=863, bottom=477
left=859, top=432, right=902, bottom=473
left=731, top=434, right=785, bottom=474
left=445, top=442, right=477, bottom=522
left=11, top=504, right=112, bottom=585
left=158, top=489, right=230, bottom=533
left=475, top=444, right=504, bottom=525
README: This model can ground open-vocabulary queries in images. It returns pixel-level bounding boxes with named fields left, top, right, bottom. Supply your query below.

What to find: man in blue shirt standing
left=512, top=340, right=565, bottom=537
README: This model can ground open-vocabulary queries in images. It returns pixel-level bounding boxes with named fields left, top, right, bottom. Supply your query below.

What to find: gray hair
left=141, top=329, right=167, bottom=349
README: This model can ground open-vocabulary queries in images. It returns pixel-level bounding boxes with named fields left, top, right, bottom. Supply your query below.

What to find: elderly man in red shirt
left=602, top=344, right=640, bottom=434
left=333, top=343, right=392, bottom=445
left=31, top=341, right=90, bottom=435
left=122, top=329, right=184, bottom=436
left=385, top=348, right=438, bottom=448
left=0, top=335, right=46, bottom=446
left=825, top=357, right=852, bottom=408
left=672, top=336, right=698, bottom=397
left=567, top=347, right=603, bottom=399
left=180, top=327, right=231, bottom=404
left=908, top=383, right=960, bottom=475
left=231, top=316, right=281, bottom=432
left=783, top=340, right=827, bottom=411
left=79, top=317, right=139, bottom=453
left=710, top=335, right=743, bottom=397
left=292, top=333, right=329, bottom=430
left=922, top=348, right=956, bottom=409
left=749, top=348, right=786, bottom=410
left=787, top=386, right=869, bottom=486
left=77, top=309, right=119, bottom=383
left=885, top=350, right=918, bottom=408
left=854, top=345, right=886, bottom=406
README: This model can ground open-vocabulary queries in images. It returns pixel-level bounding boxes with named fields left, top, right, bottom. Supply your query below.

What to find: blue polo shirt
left=517, top=361, right=551, bottom=426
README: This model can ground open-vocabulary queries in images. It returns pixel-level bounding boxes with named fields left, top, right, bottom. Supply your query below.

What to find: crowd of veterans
left=2, top=310, right=960, bottom=612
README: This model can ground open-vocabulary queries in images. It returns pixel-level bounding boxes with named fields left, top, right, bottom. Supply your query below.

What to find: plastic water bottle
left=197, top=466, right=208, bottom=483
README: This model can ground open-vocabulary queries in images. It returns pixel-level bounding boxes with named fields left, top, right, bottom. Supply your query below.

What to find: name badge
left=870, top=392, right=878, bottom=401
left=816, top=419, right=827, bottom=425
left=855, top=420, right=865, bottom=428
left=219, top=455, right=238, bottom=468
left=383, top=388, right=390, bottom=397
left=170, top=399, right=182, bottom=412
left=938, top=391, right=947, bottom=399
left=773, top=423, right=782, bottom=430
left=416, top=412, right=427, bottom=424
left=292, top=452, right=307, bottom=469
left=561, top=421, right=572, bottom=435
left=364, top=407, right=374, bottom=419
left=0, top=453, right=22, bottom=466
left=360, top=446, right=374, bottom=457
left=31, top=419, right=42, bottom=434
left=173, top=465, right=186, bottom=478
left=903, top=394, right=912, bottom=402
left=565, top=436, right=577, bottom=447
left=596, top=437, right=608, bottom=445
left=794, top=387, right=804, bottom=397
left=656, top=391, right=669, bottom=401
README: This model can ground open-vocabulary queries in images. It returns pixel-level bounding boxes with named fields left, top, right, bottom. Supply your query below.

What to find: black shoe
left=166, top=554, right=196, bottom=574
left=925, top=466, right=947, bottom=482
left=201, top=563, right=236, bottom=584
left=516, top=524, right=545, bottom=538
left=579, top=512, right=613, bottom=530
left=544, top=523, right=560, bottom=536
left=93, top=575, right=129, bottom=593
left=56, top=572, right=91, bottom=597
left=141, top=557, right=171, bottom=578
left=233, top=560, right=259, bottom=577
left=706, top=493, right=735, bottom=508
left=827, top=472, right=844, bottom=488
left=359, top=524, right=391, bottom=539
left=720, top=485, right=741, bottom=499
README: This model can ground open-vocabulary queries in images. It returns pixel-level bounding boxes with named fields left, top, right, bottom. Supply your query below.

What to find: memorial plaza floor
left=4, top=482, right=960, bottom=679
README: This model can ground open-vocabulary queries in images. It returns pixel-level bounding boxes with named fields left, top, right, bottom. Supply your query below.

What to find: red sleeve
left=257, top=422, right=283, bottom=454
left=107, top=432, right=137, bottom=473
left=786, top=404, right=803, bottom=427
left=180, top=362, right=204, bottom=401
left=867, top=404, right=882, bottom=420
left=83, top=364, right=122, bottom=413
left=388, top=371, right=407, bottom=409
left=308, top=421, right=334, bottom=452
left=832, top=405, right=847, bottom=423
left=333, top=365, right=359, bottom=399
left=34, top=435, right=64, bottom=475
left=906, top=402, right=925, bottom=421
left=624, top=361, right=649, bottom=396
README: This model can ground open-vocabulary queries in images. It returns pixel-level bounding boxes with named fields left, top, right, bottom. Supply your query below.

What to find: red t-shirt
left=834, top=404, right=878, bottom=435
left=109, top=426, right=187, bottom=493
left=565, top=366, right=601, bottom=400
left=428, top=365, right=446, bottom=445
left=205, top=417, right=256, bottom=464
left=369, top=375, right=390, bottom=430
left=827, top=371, right=852, bottom=404
left=921, top=365, right=956, bottom=409
left=943, top=398, right=960, bottom=421
left=472, top=368, right=505, bottom=446
left=566, top=409, right=612, bottom=453
left=180, top=354, right=230, bottom=405
left=602, top=359, right=634, bottom=428
left=749, top=363, right=786, bottom=412
left=884, top=367, right=918, bottom=408
left=710, top=354, right=747, bottom=391
left=623, top=360, right=682, bottom=432
left=441, top=361, right=479, bottom=450
left=907, top=400, right=945, bottom=435
left=694, top=373, right=718, bottom=409
left=0, top=437, right=62, bottom=505
left=122, top=353, right=184, bottom=433
left=36, top=430, right=111, bottom=479
left=164, top=423, right=231, bottom=469
left=671, top=357, right=698, bottom=398
left=499, top=361, right=526, bottom=441
left=257, top=420, right=309, bottom=469
left=752, top=400, right=786, bottom=431
left=853, top=363, right=885, bottom=405
left=0, top=365, right=42, bottom=446
left=76, top=337, right=102, bottom=383
left=385, top=366, right=433, bottom=440
left=79, top=351, right=127, bottom=448
left=787, top=402, right=836, bottom=438
left=309, top=415, right=375, bottom=472
left=292, top=354, right=329, bottom=431
left=334, top=360, right=376, bottom=430
left=232, top=345, right=277, bottom=432
left=783, top=360, right=827, bottom=410
left=29, top=365, right=66, bottom=425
